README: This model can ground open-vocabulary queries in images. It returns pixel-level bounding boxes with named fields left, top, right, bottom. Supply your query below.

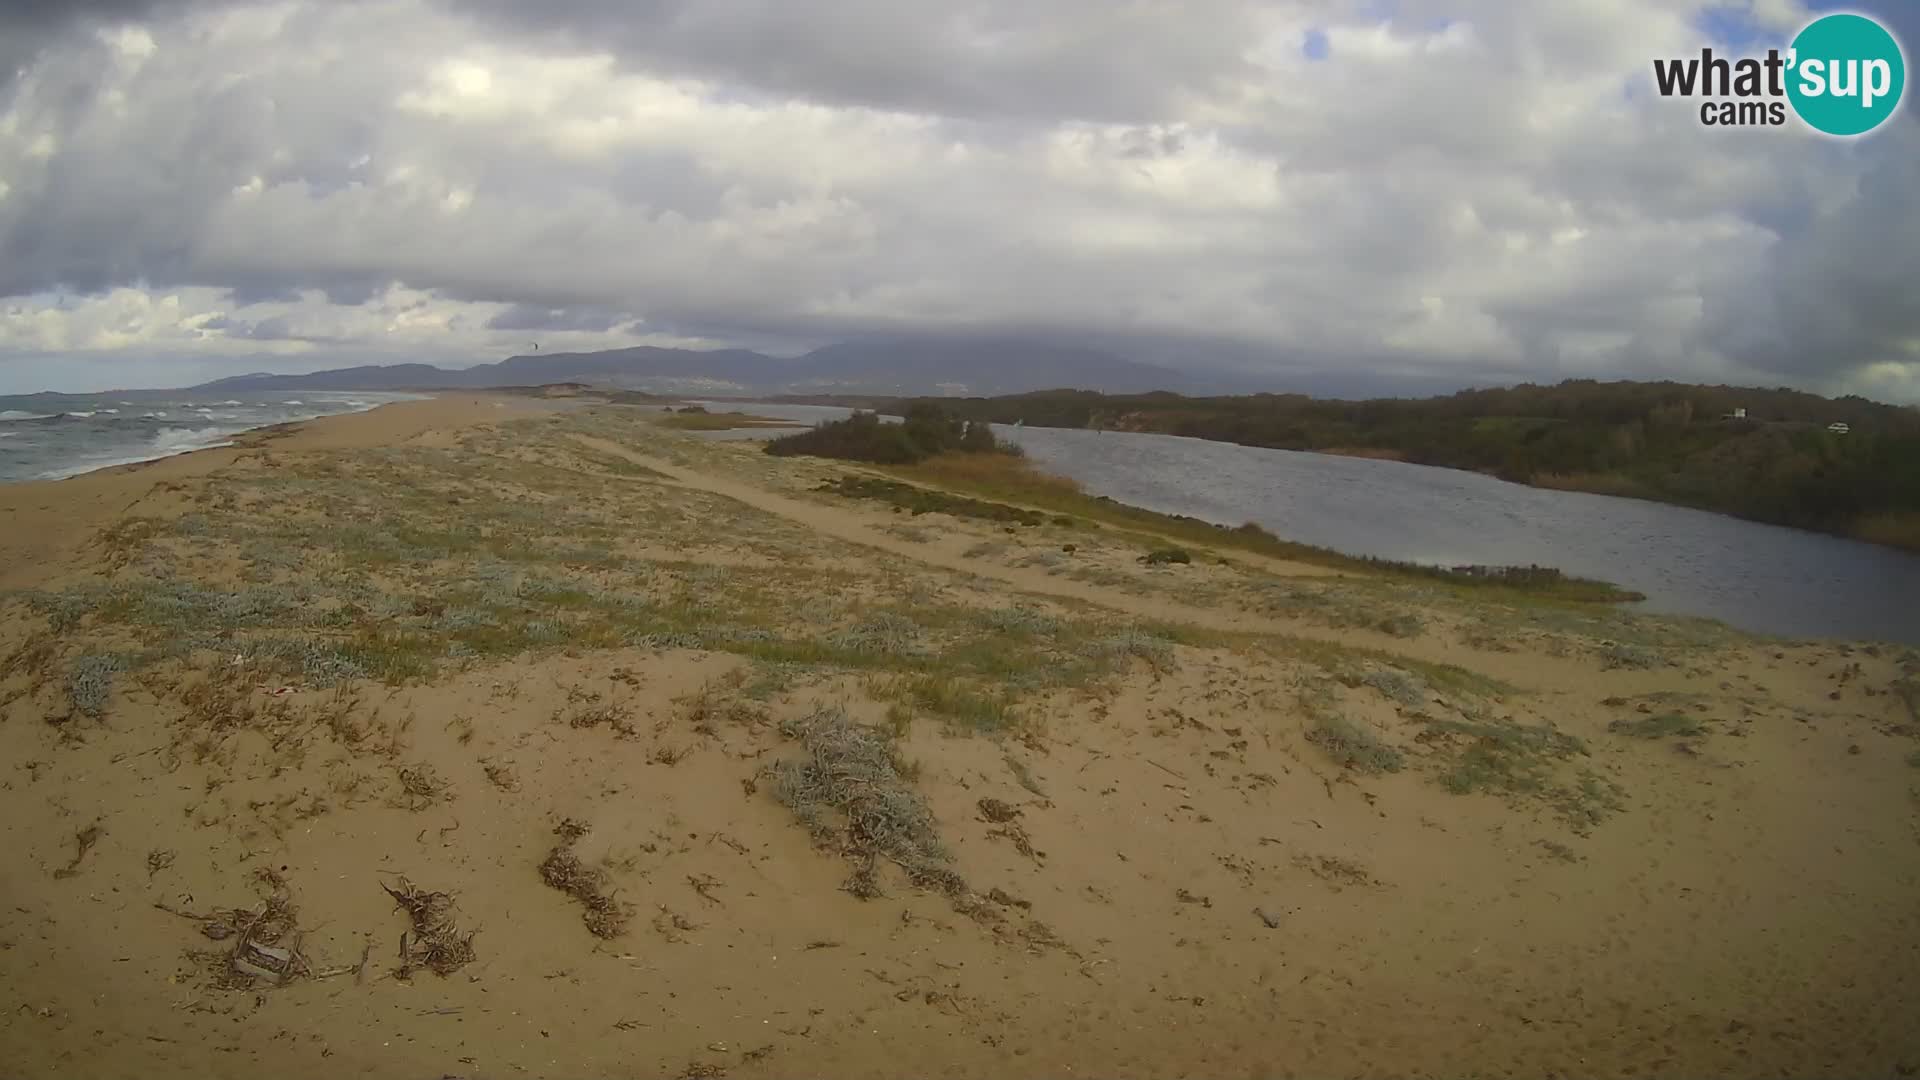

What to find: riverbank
left=3, top=400, right=1916, bottom=1079
left=876, top=387, right=1920, bottom=555
left=1205, top=436, right=1920, bottom=555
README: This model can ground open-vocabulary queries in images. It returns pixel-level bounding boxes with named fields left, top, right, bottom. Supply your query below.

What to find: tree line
left=884, top=380, right=1920, bottom=551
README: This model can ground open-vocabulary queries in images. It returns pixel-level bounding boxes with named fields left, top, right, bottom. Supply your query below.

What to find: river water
left=699, top=402, right=1920, bottom=644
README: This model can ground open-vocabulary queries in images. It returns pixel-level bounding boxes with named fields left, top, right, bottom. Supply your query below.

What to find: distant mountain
left=192, top=340, right=1238, bottom=396
left=197, top=364, right=468, bottom=391
left=780, top=341, right=1213, bottom=395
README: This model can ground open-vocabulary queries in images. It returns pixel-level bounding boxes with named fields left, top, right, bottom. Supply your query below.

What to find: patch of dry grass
left=538, top=819, right=632, bottom=939
left=773, top=707, right=964, bottom=899
left=383, top=878, right=477, bottom=977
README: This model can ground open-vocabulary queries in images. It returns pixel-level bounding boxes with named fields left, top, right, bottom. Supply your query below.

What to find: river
left=694, top=402, right=1920, bottom=645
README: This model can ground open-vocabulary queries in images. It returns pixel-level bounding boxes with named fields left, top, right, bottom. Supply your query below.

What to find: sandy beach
left=2, top=398, right=1916, bottom=1080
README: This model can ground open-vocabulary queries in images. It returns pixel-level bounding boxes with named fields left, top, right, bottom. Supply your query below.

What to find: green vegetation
left=1608, top=712, right=1706, bottom=739
left=875, top=674, right=1018, bottom=733
left=1140, top=547, right=1192, bottom=566
left=66, top=653, right=128, bottom=717
left=1307, top=715, right=1406, bottom=774
left=1373, top=563, right=1637, bottom=603
left=893, top=381, right=1920, bottom=551
left=767, top=404, right=1015, bottom=465
left=815, top=475, right=1046, bottom=526
left=774, top=707, right=964, bottom=899
left=1894, top=674, right=1919, bottom=724
left=3, top=412, right=1226, bottom=740
left=1419, top=716, right=1622, bottom=832
left=1360, top=668, right=1427, bottom=707
left=1600, top=643, right=1666, bottom=670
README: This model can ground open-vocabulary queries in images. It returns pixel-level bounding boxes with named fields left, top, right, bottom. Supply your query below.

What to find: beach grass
left=3, top=412, right=1245, bottom=741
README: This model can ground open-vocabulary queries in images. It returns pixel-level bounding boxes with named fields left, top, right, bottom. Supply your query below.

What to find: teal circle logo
left=1787, top=13, right=1906, bottom=136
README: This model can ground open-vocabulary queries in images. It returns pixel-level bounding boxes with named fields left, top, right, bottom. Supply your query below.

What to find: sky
left=0, top=0, right=1915, bottom=400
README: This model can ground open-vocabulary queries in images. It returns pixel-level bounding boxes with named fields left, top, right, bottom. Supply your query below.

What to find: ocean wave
left=0, top=410, right=57, bottom=422
left=151, top=426, right=235, bottom=454
left=66, top=411, right=96, bottom=418
left=142, top=412, right=170, bottom=418
left=283, top=400, right=304, bottom=405
left=219, top=400, right=242, bottom=406
left=32, top=427, right=237, bottom=481
left=0, top=432, right=19, bottom=439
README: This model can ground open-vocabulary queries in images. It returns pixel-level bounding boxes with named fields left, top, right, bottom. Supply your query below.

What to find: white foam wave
left=283, top=400, right=304, bottom=405
left=151, top=426, right=235, bottom=454
left=0, top=410, right=56, bottom=422
left=33, top=426, right=236, bottom=480
left=0, top=432, right=19, bottom=439
left=219, top=400, right=242, bottom=405
left=66, top=411, right=96, bottom=418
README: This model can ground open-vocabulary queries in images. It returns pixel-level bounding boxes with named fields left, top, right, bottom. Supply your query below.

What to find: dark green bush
left=1141, top=547, right=1193, bottom=566
left=766, top=407, right=1016, bottom=465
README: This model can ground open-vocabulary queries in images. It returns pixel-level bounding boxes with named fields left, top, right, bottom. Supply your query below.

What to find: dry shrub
left=179, top=665, right=258, bottom=734
left=773, top=707, right=964, bottom=899
left=567, top=701, right=637, bottom=737
left=168, top=869, right=308, bottom=991
left=51, top=823, right=104, bottom=879
left=538, top=819, right=632, bottom=938
left=393, top=763, right=448, bottom=810
left=383, top=877, right=477, bottom=977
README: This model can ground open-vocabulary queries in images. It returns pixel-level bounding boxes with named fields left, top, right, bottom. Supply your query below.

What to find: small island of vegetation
left=765, top=404, right=1014, bottom=464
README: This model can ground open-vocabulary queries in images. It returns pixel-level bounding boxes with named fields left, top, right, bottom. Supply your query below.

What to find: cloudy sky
left=0, top=0, right=1915, bottom=400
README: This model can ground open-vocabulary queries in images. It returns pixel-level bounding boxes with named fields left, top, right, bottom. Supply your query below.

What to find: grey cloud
left=0, top=0, right=224, bottom=97
left=0, top=0, right=1916, bottom=402
left=439, top=0, right=1265, bottom=123
left=0, top=0, right=196, bottom=22
left=1702, top=121, right=1920, bottom=381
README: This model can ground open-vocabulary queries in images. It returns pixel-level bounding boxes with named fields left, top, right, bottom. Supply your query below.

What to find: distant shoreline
left=0, top=392, right=436, bottom=487
left=0, top=394, right=563, bottom=589
left=861, top=391, right=1920, bottom=558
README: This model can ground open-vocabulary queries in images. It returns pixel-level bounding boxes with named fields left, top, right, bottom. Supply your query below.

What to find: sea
left=0, top=390, right=427, bottom=483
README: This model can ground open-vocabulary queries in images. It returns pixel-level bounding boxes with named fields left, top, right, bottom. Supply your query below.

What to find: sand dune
left=2, top=399, right=1915, bottom=1079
